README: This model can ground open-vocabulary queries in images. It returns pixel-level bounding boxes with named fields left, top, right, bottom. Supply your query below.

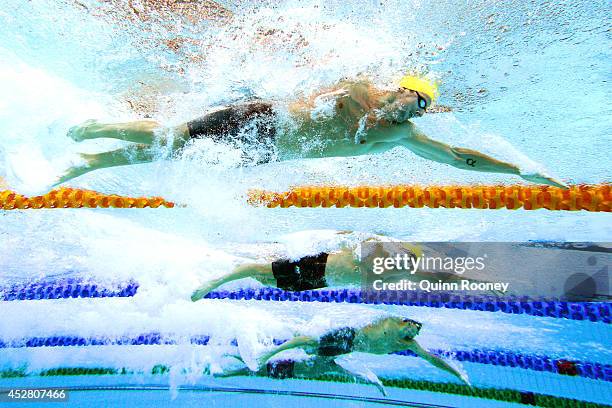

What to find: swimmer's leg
left=321, top=248, right=360, bottom=287
left=68, top=120, right=190, bottom=147
left=257, top=336, right=319, bottom=368
left=67, top=120, right=161, bottom=144
left=405, top=339, right=470, bottom=386
left=191, top=263, right=276, bottom=301
left=55, top=144, right=156, bottom=185
left=214, top=366, right=255, bottom=378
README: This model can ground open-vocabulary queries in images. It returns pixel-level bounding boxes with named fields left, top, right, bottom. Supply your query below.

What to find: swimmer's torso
left=277, top=81, right=415, bottom=160
left=353, top=319, right=409, bottom=354
left=185, top=81, right=415, bottom=162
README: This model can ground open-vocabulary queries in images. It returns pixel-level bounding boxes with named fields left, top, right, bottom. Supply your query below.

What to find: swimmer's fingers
left=521, top=173, right=568, bottom=189
left=370, top=378, right=387, bottom=396
left=334, top=361, right=387, bottom=396
left=369, top=375, right=387, bottom=396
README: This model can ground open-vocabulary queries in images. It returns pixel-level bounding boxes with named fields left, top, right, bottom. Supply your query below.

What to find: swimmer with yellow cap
left=57, top=74, right=564, bottom=189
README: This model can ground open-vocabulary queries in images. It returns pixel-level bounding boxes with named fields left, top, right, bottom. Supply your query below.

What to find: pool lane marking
left=0, top=332, right=608, bottom=382
left=3, top=281, right=609, bottom=324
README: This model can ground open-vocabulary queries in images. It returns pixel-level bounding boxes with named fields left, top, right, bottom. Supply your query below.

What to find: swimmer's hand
left=53, top=152, right=100, bottom=186
left=397, top=128, right=568, bottom=190
left=365, top=372, right=387, bottom=396
left=520, top=173, right=568, bottom=189
left=407, top=339, right=471, bottom=387
left=336, top=361, right=387, bottom=396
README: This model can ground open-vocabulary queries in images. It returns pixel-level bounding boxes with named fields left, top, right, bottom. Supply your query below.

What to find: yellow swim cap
left=399, top=75, right=439, bottom=102
left=401, top=243, right=423, bottom=258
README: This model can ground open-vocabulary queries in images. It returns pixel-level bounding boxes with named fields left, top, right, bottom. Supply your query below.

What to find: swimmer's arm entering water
left=191, top=263, right=275, bottom=301
left=393, top=123, right=566, bottom=188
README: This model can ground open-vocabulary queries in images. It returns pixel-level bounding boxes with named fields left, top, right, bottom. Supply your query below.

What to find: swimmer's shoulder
left=286, top=79, right=372, bottom=117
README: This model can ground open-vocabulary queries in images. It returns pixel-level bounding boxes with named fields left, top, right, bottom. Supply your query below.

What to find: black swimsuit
left=266, top=327, right=357, bottom=378
left=318, top=327, right=357, bottom=356
left=266, top=360, right=295, bottom=379
left=186, top=101, right=277, bottom=163
left=271, top=253, right=329, bottom=292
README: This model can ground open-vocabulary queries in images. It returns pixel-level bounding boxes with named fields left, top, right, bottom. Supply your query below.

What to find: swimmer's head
left=377, top=316, right=423, bottom=340
left=398, top=317, right=422, bottom=339
left=399, top=75, right=439, bottom=103
left=377, top=76, right=438, bottom=122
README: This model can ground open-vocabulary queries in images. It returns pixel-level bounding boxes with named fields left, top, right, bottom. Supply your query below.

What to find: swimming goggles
left=400, top=87, right=429, bottom=109
left=415, top=91, right=428, bottom=109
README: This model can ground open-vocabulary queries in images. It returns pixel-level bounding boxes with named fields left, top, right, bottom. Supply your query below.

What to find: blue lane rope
left=0, top=332, right=608, bottom=382
left=1, top=280, right=609, bottom=323
left=206, top=288, right=611, bottom=324
left=0, top=279, right=138, bottom=301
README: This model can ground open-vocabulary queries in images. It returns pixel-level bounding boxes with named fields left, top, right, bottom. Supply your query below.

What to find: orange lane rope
left=247, top=185, right=611, bottom=212
left=0, top=188, right=174, bottom=210
left=2, top=185, right=609, bottom=211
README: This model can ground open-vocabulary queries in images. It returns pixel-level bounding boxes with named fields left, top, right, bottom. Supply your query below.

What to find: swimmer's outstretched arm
left=396, top=124, right=566, bottom=188
left=404, top=339, right=469, bottom=385
left=191, top=263, right=275, bottom=301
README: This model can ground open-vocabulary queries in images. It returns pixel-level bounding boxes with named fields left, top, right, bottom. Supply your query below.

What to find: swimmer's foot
left=54, top=167, right=86, bottom=186
left=53, top=154, right=95, bottom=186
left=67, top=119, right=98, bottom=142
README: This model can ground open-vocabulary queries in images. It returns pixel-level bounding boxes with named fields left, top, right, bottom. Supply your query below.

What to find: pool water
left=0, top=0, right=610, bottom=406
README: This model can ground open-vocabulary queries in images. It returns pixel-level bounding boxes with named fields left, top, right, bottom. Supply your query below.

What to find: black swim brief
left=187, top=101, right=276, bottom=142
left=266, top=360, right=295, bottom=379
left=271, top=253, right=329, bottom=292
left=317, top=327, right=357, bottom=356
left=186, top=101, right=276, bottom=163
